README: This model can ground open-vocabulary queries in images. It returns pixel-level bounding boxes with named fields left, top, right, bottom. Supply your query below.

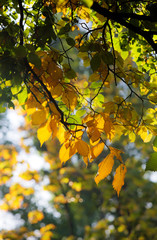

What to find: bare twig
left=18, top=0, right=24, bottom=45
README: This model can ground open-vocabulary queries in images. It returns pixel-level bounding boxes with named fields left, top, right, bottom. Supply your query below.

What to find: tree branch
left=18, top=0, right=24, bottom=45
left=91, top=2, right=157, bottom=53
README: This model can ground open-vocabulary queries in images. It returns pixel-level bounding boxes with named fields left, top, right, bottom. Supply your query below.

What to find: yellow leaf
left=112, top=164, right=127, bottom=197
left=50, top=83, right=63, bottom=99
left=103, top=101, right=116, bottom=114
left=40, top=224, right=55, bottom=234
left=41, top=232, right=53, bottom=240
left=129, top=132, right=136, bottom=142
left=83, top=156, right=88, bottom=166
left=49, top=117, right=58, bottom=139
left=56, top=124, right=66, bottom=144
left=76, top=140, right=89, bottom=157
left=77, top=6, right=91, bottom=23
left=62, top=87, right=77, bottom=111
left=37, top=119, right=52, bottom=146
left=47, top=61, right=63, bottom=80
left=49, top=102, right=61, bottom=117
left=136, top=126, right=152, bottom=142
left=109, top=147, right=123, bottom=163
left=53, top=194, right=67, bottom=204
left=31, top=109, right=46, bottom=125
left=89, top=138, right=100, bottom=146
left=95, top=153, right=114, bottom=185
left=28, top=210, right=44, bottom=224
left=90, top=142, right=104, bottom=161
left=87, top=126, right=101, bottom=142
left=59, top=141, right=77, bottom=164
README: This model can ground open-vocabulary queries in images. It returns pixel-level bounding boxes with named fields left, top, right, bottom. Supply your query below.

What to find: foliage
left=0, top=122, right=157, bottom=239
left=0, top=0, right=157, bottom=195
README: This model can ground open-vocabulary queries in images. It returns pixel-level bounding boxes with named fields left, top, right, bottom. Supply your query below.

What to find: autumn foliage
left=0, top=0, right=157, bottom=200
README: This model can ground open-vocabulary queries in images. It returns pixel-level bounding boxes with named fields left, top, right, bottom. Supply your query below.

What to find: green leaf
left=28, top=53, right=41, bottom=68
left=65, top=69, right=77, bottom=79
left=0, top=104, right=6, bottom=113
left=146, top=152, right=157, bottom=171
left=11, top=85, right=21, bottom=95
left=58, top=23, right=71, bottom=35
left=18, top=86, right=28, bottom=104
left=101, top=51, right=114, bottom=65
left=153, top=136, right=157, bottom=148
left=25, top=44, right=35, bottom=52
left=75, top=109, right=86, bottom=117
left=82, top=0, right=93, bottom=8
left=66, top=37, right=75, bottom=47
left=14, top=46, right=27, bottom=58
left=8, top=101, right=15, bottom=109
left=90, top=53, right=101, bottom=72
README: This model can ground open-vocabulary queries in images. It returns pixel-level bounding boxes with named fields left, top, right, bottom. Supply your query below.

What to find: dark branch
left=18, top=0, right=24, bottom=45
left=91, top=2, right=157, bottom=53
left=24, top=59, right=86, bottom=130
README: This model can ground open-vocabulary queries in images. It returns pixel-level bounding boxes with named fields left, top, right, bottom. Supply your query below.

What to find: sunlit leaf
left=146, top=152, right=157, bottom=171
left=76, top=139, right=89, bottom=157
left=90, top=142, right=104, bottom=161
left=37, top=119, right=52, bottom=146
left=95, top=153, right=114, bottom=185
left=59, top=141, right=77, bottom=164
left=28, top=210, right=44, bottom=224
left=112, top=164, right=127, bottom=196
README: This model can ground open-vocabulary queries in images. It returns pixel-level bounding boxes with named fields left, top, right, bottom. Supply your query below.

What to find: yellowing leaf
left=49, top=102, right=61, bottom=117
left=76, top=140, right=89, bottom=157
left=50, top=83, right=63, bottom=99
left=59, top=141, right=77, bottom=164
left=87, top=127, right=101, bottom=142
left=103, top=101, right=116, bottom=114
left=129, top=132, right=136, bottom=142
left=37, top=119, right=52, bottom=146
left=40, top=224, right=55, bottom=234
left=90, top=142, right=104, bottom=161
left=109, top=147, right=123, bottom=163
left=112, top=164, right=127, bottom=197
left=49, top=117, right=58, bottom=139
left=83, top=156, right=88, bottom=166
left=95, top=153, right=114, bottom=185
left=28, top=210, right=44, bottom=224
left=31, top=109, right=46, bottom=125
left=136, top=126, right=152, bottom=142
left=62, top=87, right=77, bottom=111
left=56, top=124, right=66, bottom=144
left=82, top=0, right=93, bottom=8
left=53, top=194, right=67, bottom=204
left=77, top=6, right=91, bottom=23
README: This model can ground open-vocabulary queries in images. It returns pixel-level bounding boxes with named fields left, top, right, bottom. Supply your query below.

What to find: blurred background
left=0, top=108, right=157, bottom=240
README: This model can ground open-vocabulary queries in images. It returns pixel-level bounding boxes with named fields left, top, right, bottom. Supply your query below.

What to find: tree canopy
left=0, top=0, right=157, bottom=195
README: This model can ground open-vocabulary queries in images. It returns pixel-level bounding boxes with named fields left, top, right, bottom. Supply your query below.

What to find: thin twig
left=18, top=0, right=24, bottom=45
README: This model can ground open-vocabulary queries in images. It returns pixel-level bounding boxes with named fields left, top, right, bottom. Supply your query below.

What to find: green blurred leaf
left=82, top=0, right=93, bottom=8
left=0, top=104, right=6, bottom=113
left=101, top=51, right=114, bottom=65
left=66, top=37, right=75, bottom=47
left=28, top=53, right=41, bottom=68
left=76, top=109, right=86, bottom=117
left=58, top=23, right=71, bottom=35
left=14, top=46, right=27, bottom=58
left=11, top=85, right=21, bottom=95
left=65, top=68, right=77, bottom=79
left=90, top=53, right=101, bottom=72
left=153, top=136, right=157, bottom=148
left=146, top=152, right=157, bottom=171
left=18, top=86, right=28, bottom=104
